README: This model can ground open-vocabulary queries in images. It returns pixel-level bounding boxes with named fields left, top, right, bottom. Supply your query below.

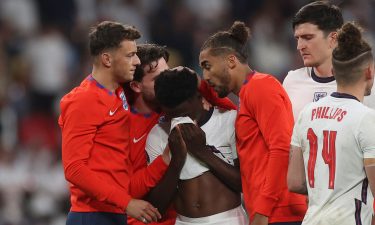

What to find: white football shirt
left=146, top=108, right=237, bottom=180
left=283, top=67, right=375, bottom=121
left=292, top=93, right=375, bottom=225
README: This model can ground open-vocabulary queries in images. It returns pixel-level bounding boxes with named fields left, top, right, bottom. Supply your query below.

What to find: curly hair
left=133, top=44, right=170, bottom=82
left=89, top=21, right=141, bottom=56
left=154, top=68, right=198, bottom=108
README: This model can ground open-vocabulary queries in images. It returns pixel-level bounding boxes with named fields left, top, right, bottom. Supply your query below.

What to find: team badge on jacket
left=313, top=92, right=327, bottom=102
left=119, top=91, right=129, bottom=110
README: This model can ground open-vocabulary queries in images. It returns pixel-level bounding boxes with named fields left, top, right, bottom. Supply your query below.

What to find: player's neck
left=313, top=61, right=333, bottom=78
left=197, top=107, right=214, bottom=127
left=91, top=66, right=119, bottom=92
left=336, top=85, right=364, bottom=102
left=233, top=64, right=253, bottom=96
left=132, top=95, right=156, bottom=114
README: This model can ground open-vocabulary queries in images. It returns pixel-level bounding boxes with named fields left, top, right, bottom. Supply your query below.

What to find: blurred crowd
left=0, top=0, right=374, bottom=224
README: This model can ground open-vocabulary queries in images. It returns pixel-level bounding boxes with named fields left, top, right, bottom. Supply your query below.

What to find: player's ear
left=101, top=52, right=112, bottom=68
left=328, top=31, right=338, bottom=48
left=227, top=54, right=237, bottom=69
left=129, top=81, right=142, bottom=93
left=364, top=63, right=374, bottom=81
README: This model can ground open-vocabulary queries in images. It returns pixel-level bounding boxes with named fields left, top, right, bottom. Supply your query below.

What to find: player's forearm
left=145, top=160, right=183, bottom=216
left=364, top=159, right=375, bottom=198
left=254, top=150, right=289, bottom=216
left=264, top=150, right=289, bottom=196
left=64, top=160, right=131, bottom=210
left=130, top=156, right=168, bottom=199
left=288, top=181, right=308, bottom=195
left=261, top=114, right=292, bottom=199
left=198, top=147, right=242, bottom=192
left=287, top=145, right=308, bottom=195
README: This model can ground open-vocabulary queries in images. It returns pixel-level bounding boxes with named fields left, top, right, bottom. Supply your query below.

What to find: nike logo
left=109, top=107, right=119, bottom=116
left=133, top=133, right=147, bottom=143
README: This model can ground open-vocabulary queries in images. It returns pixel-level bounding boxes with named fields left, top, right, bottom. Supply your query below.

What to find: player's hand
left=202, top=97, right=212, bottom=111
left=179, top=123, right=207, bottom=160
left=250, top=213, right=268, bottom=225
left=161, top=145, right=171, bottom=164
left=168, top=125, right=187, bottom=168
left=126, top=199, right=161, bottom=224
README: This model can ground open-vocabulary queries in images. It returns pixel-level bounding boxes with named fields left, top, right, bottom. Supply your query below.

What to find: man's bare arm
left=287, top=145, right=308, bottom=195
left=364, top=158, right=375, bottom=199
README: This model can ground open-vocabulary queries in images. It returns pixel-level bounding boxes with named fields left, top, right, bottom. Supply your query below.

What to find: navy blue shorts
left=66, top=212, right=127, bottom=225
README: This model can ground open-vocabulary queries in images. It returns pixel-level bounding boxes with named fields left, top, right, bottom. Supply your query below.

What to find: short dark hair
left=332, top=22, right=373, bottom=84
left=201, top=21, right=250, bottom=63
left=133, top=44, right=170, bottom=82
left=89, top=21, right=141, bottom=56
left=154, top=68, right=198, bottom=108
left=292, top=1, right=343, bottom=35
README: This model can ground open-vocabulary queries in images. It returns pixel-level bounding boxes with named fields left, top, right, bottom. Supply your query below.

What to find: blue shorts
left=66, top=212, right=127, bottom=225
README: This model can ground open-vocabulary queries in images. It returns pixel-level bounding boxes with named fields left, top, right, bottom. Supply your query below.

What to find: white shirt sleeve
left=357, top=110, right=375, bottom=158
left=227, top=110, right=238, bottom=160
left=282, top=70, right=292, bottom=87
left=291, top=106, right=306, bottom=148
left=145, top=124, right=168, bottom=164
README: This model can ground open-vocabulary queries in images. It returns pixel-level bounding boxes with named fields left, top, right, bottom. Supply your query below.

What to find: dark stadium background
left=0, top=0, right=373, bottom=224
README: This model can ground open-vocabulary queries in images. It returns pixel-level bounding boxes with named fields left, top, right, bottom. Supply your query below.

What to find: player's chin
left=301, top=56, right=313, bottom=65
left=123, top=72, right=135, bottom=82
left=303, top=60, right=316, bottom=67
left=217, top=88, right=229, bottom=98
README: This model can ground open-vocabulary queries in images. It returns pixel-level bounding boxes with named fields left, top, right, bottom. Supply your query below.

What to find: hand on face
left=168, top=126, right=187, bottom=167
left=178, top=123, right=207, bottom=160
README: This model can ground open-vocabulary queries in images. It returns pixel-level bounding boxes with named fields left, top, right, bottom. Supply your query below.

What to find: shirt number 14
left=307, top=128, right=337, bottom=189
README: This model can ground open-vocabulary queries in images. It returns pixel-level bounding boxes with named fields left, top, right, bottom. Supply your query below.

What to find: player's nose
left=202, top=71, right=210, bottom=81
left=134, top=54, right=141, bottom=66
left=297, top=39, right=305, bottom=50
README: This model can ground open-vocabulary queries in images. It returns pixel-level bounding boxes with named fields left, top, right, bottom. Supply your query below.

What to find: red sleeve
left=60, top=95, right=132, bottom=210
left=199, top=79, right=237, bottom=110
left=249, top=77, right=294, bottom=216
left=129, top=156, right=168, bottom=198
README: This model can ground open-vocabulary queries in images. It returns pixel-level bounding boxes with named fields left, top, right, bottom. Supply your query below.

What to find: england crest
left=313, top=92, right=327, bottom=102
left=119, top=91, right=129, bottom=110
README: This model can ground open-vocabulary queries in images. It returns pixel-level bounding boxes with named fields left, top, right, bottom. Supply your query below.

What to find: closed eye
left=200, top=61, right=211, bottom=70
left=127, top=52, right=136, bottom=57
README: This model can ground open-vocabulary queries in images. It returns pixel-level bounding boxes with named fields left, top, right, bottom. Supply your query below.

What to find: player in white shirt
left=283, top=67, right=336, bottom=121
left=283, top=1, right=375, bottom=122
left=146, top=68, right=246, bottom=225
left=287, top=22, right=375, bottom=225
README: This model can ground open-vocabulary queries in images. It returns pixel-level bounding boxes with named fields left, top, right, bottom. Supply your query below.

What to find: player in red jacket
left=59, top=21, right=165, bottom=225
left=124, top=44, right=237, bottom=225
left=198, top=21, right=307, bottom=225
